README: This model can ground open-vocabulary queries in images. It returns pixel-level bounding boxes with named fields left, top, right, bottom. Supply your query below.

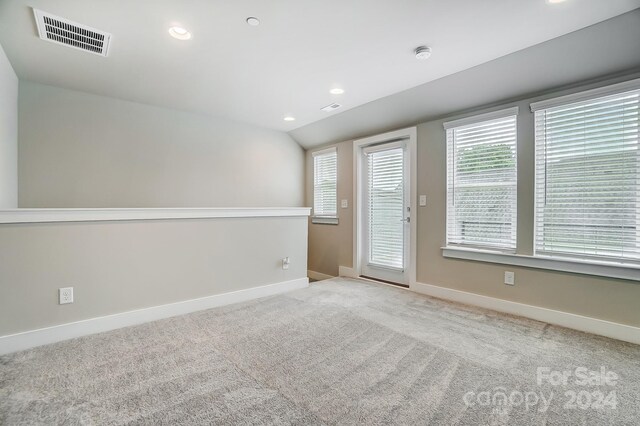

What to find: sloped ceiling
left=0, top=0, right=638, bottom=143
left=290, top=10, right=640, bottom=148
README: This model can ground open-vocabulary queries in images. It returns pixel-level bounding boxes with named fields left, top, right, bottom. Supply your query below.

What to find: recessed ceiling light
left=330, top=88, right=345, bottom=95
left=246, top=17, right=260, bottom=26
left=546, top=0, right=567, bottom=3
left=169, top=26, right=191, bottom=40
left=284, top=116, right=296, bottom=122
left=414, top=46, right=432, bottom=60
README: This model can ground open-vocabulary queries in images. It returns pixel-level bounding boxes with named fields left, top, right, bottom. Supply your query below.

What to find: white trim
left=0, top=207, right=311, bottom=224
left=0, top=278, right=309, bottom=355
left=312, top=146, right=338, bottom=219
left=362, top=140, right=405, bottom=154
left=409, top=129, right=418, bottom=286
left=353, top=127, right=417, bottom=286
left=442, top=247, right=640, bottom=281
left=530, top=77, right=640, bottom=112
left=411, top=282, right=640, bottom=345
left=308, top=270, right=335, bottom=281
left=311, top=216, right=339, bottom=225
left=443, top=106, right=519, bottom=130
left=311, top=146, right=337, bottom=157
left=338, top=266, right=357, bottom=278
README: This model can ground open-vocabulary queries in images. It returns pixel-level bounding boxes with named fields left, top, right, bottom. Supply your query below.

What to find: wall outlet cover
left=504, top=271, right=515, bottom=286
left=59, top=287, right=74, bottom=304
left=419, top=195, right=427, bottom=206
left=341, top=199, right=348, bottom=209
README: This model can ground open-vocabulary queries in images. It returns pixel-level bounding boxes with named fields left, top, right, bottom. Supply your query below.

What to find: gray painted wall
left=0, top=42, right=17, bottom=208
left=18, top=82, right=305, bottom=208
left=0, top=216, right=308, bottom=336
left=306, top=74, right=640, bottom=328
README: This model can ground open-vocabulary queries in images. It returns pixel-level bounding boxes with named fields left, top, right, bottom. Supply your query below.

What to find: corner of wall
left=0, top=41, right=18, bottom=208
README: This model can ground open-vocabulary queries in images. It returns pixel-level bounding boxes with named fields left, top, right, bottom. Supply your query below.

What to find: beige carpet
left=1, top=278, right=639, bottom=425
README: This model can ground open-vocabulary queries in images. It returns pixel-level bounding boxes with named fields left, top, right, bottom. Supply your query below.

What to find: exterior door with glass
left=360, top=140, right=410, bottom=285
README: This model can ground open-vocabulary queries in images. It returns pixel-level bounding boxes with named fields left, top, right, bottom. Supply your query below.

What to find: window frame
left=531, top=79, right=640, bottom=266
left=438, top=80, right=640, bottom=281
left=444, top=106, right=519, bottom=253
left=311, top=146, right=338, bottom=225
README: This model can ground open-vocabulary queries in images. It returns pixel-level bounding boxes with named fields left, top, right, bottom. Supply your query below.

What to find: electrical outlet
left=504, top=271, right=515, bottom=286
left=419, top=195, right=427, bottom=206
left=59, top=287, right=74, bottom=304
left=282, top=257, right=290, bottom=270
left=341, top=199, right=348, bottom=209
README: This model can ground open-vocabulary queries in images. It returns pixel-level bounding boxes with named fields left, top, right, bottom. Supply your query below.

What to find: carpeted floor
left=1, top=278, right=639, bottom=425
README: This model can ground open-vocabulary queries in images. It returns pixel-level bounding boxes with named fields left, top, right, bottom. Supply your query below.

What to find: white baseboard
left=338, top=266, right=357, bottom=278
left=307, top=270, right=335, bottom=281
left=0, top=277, right=309, bottom=355
left=411, top=282, right=640, bottom=345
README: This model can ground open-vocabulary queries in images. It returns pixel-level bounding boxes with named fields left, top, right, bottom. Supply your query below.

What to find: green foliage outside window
left=457, top=143, right=515, bottom=174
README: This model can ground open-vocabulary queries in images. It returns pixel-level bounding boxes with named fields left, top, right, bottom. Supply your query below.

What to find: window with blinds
left=445, top=109, right=518, bottom=251
left=533, top=87, right=640, bottom=264
left=312, top=147, right=337, bottom=219
left=366, top=146, right=405, bottom=270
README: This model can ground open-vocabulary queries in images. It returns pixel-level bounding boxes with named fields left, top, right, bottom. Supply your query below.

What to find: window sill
left=441, top=246, right=640, bottom=281
left=311, top=216, right=339, bottom=225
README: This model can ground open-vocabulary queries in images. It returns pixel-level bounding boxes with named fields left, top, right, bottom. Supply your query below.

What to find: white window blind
left=445, top=109, right=518, bottom=251
left=313, top=148, right=337, bottom=218
left=366, top=146, right=405, bottom=270
left=533, top=87, right=640, bottom=264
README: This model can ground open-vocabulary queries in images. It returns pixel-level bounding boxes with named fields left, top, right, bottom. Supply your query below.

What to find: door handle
left=401, top=217, right=410, bottom=223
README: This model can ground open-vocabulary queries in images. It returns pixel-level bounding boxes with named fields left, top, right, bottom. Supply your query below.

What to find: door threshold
left=359, top=275, right=409, bottom=289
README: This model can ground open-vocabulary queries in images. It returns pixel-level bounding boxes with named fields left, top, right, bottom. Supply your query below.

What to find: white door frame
left=353, top=127, right=417, bottom=286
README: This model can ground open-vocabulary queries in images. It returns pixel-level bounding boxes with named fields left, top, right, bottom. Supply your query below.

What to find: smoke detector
left=414, top=46, right=432, bottom=60
left=33, top=9, right=112, bottom=57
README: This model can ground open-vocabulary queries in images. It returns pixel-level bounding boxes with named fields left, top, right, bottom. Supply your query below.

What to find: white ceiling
left=291, top=9, right=640, bottom=147
left=0, top=0, right=639, bottom=135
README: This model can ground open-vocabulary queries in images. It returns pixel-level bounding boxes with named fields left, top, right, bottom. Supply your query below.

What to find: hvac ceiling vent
left=33, top=9, right=112, bottom=57
left=321, top=103, right=342, bottom=112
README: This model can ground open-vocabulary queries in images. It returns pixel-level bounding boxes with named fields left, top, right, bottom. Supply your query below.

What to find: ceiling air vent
left=321, top=103, right=342, bottom=112
left=33, top=9, right=111, bottom=57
